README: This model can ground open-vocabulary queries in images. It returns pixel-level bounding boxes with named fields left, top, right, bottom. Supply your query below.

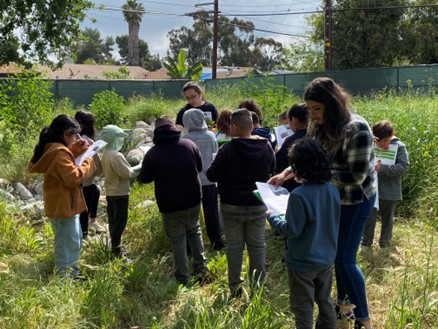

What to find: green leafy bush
left=89, top=89, right=126, bottom=129
left=0, top=70, right=54, bottom=143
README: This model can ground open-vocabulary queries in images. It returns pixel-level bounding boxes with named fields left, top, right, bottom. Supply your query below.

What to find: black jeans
left=106, top=195, right=129, bottom=252
left=80, top=184, right=100, bottom=235
left=202, top=184, right=222, bottom=244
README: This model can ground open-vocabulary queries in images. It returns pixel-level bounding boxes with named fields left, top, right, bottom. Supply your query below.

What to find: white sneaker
left=89, top=221, right=107, bottom=234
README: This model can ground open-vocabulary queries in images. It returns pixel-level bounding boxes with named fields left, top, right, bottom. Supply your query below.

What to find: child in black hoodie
left=206, top=109, right=275, bottom=296
left=139, top=116, right=208, bottom=285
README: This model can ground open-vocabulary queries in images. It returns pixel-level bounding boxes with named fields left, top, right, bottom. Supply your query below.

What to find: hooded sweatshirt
left=206, top=137, right=276, bottom=206
left=251, top=126, right=274, bottom=146
left=182, top=108, right=218, bottom=186
left=28, top=143, right=95, bottom=218
left=101, top=125, right=136, bottom=196
left=377, top=136, right=409, bottom=200
left=138, top=124, right=203, bottom=213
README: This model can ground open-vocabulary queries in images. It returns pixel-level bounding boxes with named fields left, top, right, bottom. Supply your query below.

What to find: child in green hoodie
left=101, top=125, right=138, bottom=260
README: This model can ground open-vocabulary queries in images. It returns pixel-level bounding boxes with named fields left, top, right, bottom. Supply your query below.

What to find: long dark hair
left=75, top=110, right=96, bottom=140
left=304, top=77, right=352, bottom=158
left=32, top=115, right=80, bottom=162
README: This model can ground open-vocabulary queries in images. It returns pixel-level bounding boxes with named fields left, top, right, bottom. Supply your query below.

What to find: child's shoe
left=89, top=219, right=107, bottom=234
left=335, top=301, right=355, bottom=322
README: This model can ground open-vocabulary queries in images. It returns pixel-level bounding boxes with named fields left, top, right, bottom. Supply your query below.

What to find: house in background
left=0, top=63, right=254, bottom=81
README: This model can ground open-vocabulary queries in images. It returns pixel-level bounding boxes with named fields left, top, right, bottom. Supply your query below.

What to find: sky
left=82, top=0, right=323, bottom=58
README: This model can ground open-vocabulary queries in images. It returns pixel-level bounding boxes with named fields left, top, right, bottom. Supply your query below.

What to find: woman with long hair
left=270, top=77, right=376, bottom=329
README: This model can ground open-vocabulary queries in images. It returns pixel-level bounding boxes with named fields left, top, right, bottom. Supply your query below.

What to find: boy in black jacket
left=206, top=109, right=275, bottom=296
left=139, top=116, right=208, bottom=285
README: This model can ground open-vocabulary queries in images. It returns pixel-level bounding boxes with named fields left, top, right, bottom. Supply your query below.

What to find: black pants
left=80, top=184, right=100, bottom=235
left=202, top=184, right=222, bottom=244
left=106, top=195, right=129, bottom=251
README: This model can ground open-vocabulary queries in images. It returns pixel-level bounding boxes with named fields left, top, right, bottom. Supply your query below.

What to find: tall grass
left=0, top=84, right=437, bottom=328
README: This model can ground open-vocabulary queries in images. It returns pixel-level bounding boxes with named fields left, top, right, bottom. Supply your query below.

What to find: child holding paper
left=267, top=138, right=340, bottom=329
left=362, top=120, right=409, bottom=249
left=101, top=125, right=138, bottom=260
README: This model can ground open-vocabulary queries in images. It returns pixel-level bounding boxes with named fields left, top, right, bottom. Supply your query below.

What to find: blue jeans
left=49, top=215, right=82, bottom=278
left=162, top=205, right=207, bottom=284
left=220, top=203, right=267, bottom=288
left=288, top=267, right=336, bottom=329
left=335, top=194, right=376, bottom=321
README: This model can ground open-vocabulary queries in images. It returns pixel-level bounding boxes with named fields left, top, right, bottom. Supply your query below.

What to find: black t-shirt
left=175, top=102, right=219, bottom=126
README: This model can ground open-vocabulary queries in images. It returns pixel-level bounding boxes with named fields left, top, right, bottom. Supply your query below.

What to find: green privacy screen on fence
left=1, top=65, right=437, bottom=106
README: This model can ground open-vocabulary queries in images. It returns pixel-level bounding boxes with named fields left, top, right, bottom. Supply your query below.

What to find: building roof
left=0, top=63, right=150, bottom=79
left=0, top=64, right=254, bottom=80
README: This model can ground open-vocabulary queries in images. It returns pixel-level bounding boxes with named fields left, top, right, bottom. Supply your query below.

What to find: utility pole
left=212, top=0, right=218, bottom=79
left=324, top=0, right=332, bottom=71
left=195, top=1, right=219, bottom=79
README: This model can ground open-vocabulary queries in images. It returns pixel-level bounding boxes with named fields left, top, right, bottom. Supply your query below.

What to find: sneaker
left=112, top=249, right=132, bottom=263
left=335, top=302, right=355, bottom=322
left=89, top=220, right=107, bottom=234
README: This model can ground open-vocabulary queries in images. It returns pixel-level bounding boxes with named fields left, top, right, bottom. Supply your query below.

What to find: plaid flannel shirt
left=330, top=118, right=376, bottom=205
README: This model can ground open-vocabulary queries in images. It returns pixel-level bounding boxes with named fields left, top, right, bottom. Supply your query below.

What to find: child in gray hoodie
left=182, top=109, right=224, bottom=250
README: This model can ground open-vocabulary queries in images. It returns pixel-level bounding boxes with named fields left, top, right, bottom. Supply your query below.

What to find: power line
left=218, top=19, right=308, bottom=38
left=228, top=4, right=438, bottom=17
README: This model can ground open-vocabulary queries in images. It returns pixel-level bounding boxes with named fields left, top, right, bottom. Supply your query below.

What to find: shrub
left=0, top=70, right=54, bottom=144
left=89, top=89, right=126, bottom=129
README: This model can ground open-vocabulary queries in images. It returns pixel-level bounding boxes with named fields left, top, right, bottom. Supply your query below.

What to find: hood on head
left=101, top=125, right=128, bottom=151
left=183, top=108, right=207, bottom=132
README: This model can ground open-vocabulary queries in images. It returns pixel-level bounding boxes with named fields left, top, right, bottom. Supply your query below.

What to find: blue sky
left=82, top=0, right=322, bottom=58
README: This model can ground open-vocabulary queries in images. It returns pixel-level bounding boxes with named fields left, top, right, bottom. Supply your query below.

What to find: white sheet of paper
left=75, top=140, right=107, bottom=167
left=273, top=125, right=293, bottom=148
left=255, top=182, right=290, bottom=215
left=374, top=144, right=397, bottom=165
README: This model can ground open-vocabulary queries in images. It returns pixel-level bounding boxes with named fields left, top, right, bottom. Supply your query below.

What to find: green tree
left=400, top=0, right=438, bottom=64
left=122, top=0, right=145, bottom=66
left=116, top=35, right=162, bottom=70
left=162, top=49, right=203, bottom=81
left=307, top=0, right=409, bottom=69
left=74, top=28, right=115, bottom=64
left=279, top=42, right=324, bottom=73
left=0, top=0, right=93, bottom=67
left=167, top=11, right=212, bottom=66
left=167, top=14, right=283, bottom=70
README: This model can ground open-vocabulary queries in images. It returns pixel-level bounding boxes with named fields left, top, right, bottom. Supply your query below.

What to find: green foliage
left=102, top=66, right=131, bottom=79
left=74, top=28, right=115, bottom=64
left=167, top=14, right=283, bottom=70
left=89, top=89, right=126, bottom=129
left=0, top=0, right=93, bottom=67
left=125, top=94, right=175, bottom=125
left=279, top=42, right=324, bottom=73
left=0, top=69, right=54, bottom=143
left=163, top=49, right=203, bottom=81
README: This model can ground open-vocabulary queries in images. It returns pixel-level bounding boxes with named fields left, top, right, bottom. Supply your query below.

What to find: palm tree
left=122, top=0, right=145, bottom=66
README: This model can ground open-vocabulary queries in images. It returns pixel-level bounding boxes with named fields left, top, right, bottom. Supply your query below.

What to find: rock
left=0, top=178, right=11, bottom=188
left=126, top=148, right=145, bottom=166
left=134, top=200, right=155, bottom=209
left=0, top=189, right=15, bottom=202
left=129, top=128, right=148, bottom=148
left=134, top=121, right=149, bottom=129
left=14, top=182, right=34, bottom=200
left=21, top=201, right=45, bottom=217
